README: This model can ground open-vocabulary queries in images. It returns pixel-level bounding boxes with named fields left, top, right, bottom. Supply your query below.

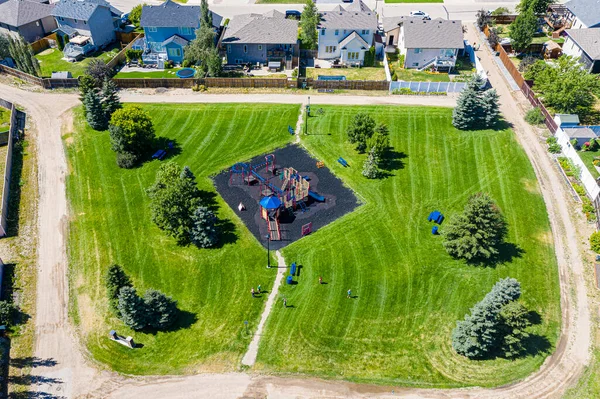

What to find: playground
left=214, top=144, right=359, bottom=249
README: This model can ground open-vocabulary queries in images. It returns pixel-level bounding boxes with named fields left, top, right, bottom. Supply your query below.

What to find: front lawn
left=66, top=103, right=301, bottom=374
left=307, top=65, right=386, bottom=81
left=114, top=68, right=184, bottom=79
left=577, top=150, right=600, bottom=179
left=255, top=105, right=561, bottom=388
left=388, top=53, right=451, bottom=82
left=36, top=46, right=119, bottom=78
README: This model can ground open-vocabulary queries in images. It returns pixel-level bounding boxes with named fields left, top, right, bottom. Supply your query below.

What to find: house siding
left=226, top=43, right=298, bottom=66
left=144, top=26, right=197, bottom=49
left=55, top=6, right=116, bottom=47
left=563, top=35, right=600, bottom=73
left=0, top=15, right=56, bottom=42
left=317, top=28, right=373, bottom=60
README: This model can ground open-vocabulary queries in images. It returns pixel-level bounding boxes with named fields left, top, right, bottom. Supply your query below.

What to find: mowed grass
left=306, top=66, right=386, bottom=81
left=255, top=105, right=561, bottom=387
left=66, top=103, right=300, bottom=374
left=36, top=47, right=119, bottom=78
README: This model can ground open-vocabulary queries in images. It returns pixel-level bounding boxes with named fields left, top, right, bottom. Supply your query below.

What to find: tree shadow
left=9, top=392, right=66, bottom=399
left=379, top=150, right=407, bottom=178
left=214, top=218, right=238, bottom=248
left=466, top=242, right=525, bottom=267
left=1, top=263, right=30, bottom=327
left=144, top=310, right=197, bottom=335
left=6, top=139, right=25, bottom=237
left=9, top=357, right=58, bottom=369
left=154, top=137, right=182, bottom=161
left=8, top=374, right=63, bottom=386
left=522, top=334, right=552, bottom=357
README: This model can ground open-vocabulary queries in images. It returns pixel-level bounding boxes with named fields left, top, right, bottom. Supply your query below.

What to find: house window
left=321, top=29, right=325, bottom=35
left=227, top=45, right=231, bottom=53
left=148, top=27, right=157, bottom=33
left=235, top=59, right=243, bottom=64
left=258, top=45, right=262, bottom=50
left=412, top=62, right=419, bottom=67
left=325, top=45, right=336, bottom=53
left=348, top=52, right=359, bottom=60
left=179, top=27, right=192, bottom=35
left=168, top=48, right=181, bottom=57
left=335, top=29, right=339, bottom=35
left=361, top=30, right=369, bottom=35
left=243, top=45, right=247, bottom=53
left=74, top=19, right=78, bottom=23
left=414, top=48, right=422, bottom=54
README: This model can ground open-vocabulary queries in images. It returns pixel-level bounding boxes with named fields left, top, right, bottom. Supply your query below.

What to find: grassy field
left=66, top=103, right=300, bottom=374
left=254, top=105, right=561, bottom=387
left=0, top=106, right=10, bottom=131
left=36, top=46, right=119, bottom=78
left=307, top=66, right=386, bottom=81
left=114, top=68, right=184, bottom=79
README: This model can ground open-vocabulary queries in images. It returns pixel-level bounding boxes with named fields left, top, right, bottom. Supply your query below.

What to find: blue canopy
left=260, top=196, right=281, bottom=209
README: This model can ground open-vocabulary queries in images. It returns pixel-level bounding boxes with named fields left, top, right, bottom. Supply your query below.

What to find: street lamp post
left=305, top=96, right=310, bottom=135
left=266, top=233, right=271, bottom=268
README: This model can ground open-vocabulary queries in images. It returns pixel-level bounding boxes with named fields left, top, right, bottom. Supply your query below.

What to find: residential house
left=0, top=0, right=57, bottom=42
left=392, top=18, right=464, bottom=71
left=564, top=0, right=600, bottom=29
left=222, top=10, right=298, bottom=69
left=139, top=0, right=222, bottom=66
left=52, top=0, right=122, bottom=59
left=317, top=0, right=377, bottom=66
left=563, top=28, right=600, bottom=73
left=382, top=15, right=417, bottom=51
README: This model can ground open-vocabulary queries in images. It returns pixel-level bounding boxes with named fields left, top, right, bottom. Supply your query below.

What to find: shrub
left=548, top=143, right=561, bottom=154
left=109, top=105, right=155, bottom=160
left=570, top=138, right=580, bottom=150
left=491, top=6, right=509, bottom=15
left=525, top=107, right=545, bottom=125
left=116, top=151, right=138, bottom=169
left=0, top=301, right=15, bottom=326
left=518, top=55, right=539, bottom=73
left=572, top=183, right=586, bottom=197
left=291, top=68, right=298, bottom=78
left=583, top=142, right=591, bottom=151
left=488, top=28, right=500, bottom=49
left=182, top=60, right=191, bottom=68
left=593, top=159, right=600, bottom=167
left=590, top=231, right=600, bottom=253
left=546, top=136, right=557, bottom=145
left=582, top=197, right=596, bottom=222
left=125, top=49, right=142, bottom=63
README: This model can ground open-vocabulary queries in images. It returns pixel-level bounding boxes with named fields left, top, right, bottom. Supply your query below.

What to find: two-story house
left=563, top=28, right=600, bottom=73
left=52, top=0, right=122, bottom=59
left=222, top=10, right=298, bottom=69
left=393, top=18, right=464, bottom=71
left=316, top=0, right=377, bottom=66
left=564, top=0, right=600, bottom=29
left=0, top=0, right=57, bottom=43
left=139, top=0, right=222, bottom=65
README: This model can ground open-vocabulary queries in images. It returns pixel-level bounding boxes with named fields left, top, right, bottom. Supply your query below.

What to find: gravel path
left=0, top=58, right=592, bottom=397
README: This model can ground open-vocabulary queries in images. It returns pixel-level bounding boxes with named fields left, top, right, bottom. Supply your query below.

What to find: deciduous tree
left=300, top=0, right=319, bottom=49
left=499, top=301, right=531, bottom=358
left=509, top=9, right=537, bottom=52
left=347, top=113, right=375, bottom=153
left=85, top=59, right=114, bottom=86
left=109, top=105, right=155, bottom=164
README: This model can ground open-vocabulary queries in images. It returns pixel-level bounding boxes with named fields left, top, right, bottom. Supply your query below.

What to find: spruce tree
left=368, top=123, right=390, bottom=159
left=79, top=74, right=96, bottom=109
left=499, top=301, right=531, bottom=358
left=452, top=277, right=521, bottom=358
left=144, top=289, right=179, bottom=329
left=362, top=149, right=380, bottom=179
left=117, top=286, right=148, bottom=330
left=101, top=77, right=121, bottom=120
left=347, top=113, right=376, bottom=153
left=105, top=264, right=132, bottom=310
left=83, top=89, right=107, bottom=130
left=191, top=206, right=219, bottom=248
left=481, top=89, right=500, bottom=128
left=443, top=193, right=507, bottom=261
left=200, top=0, right=212, bottom=27
left=453, top=76, right=500, bottom=130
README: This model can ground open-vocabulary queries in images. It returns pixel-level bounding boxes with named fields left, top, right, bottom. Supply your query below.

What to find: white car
left=410, top=10, right=430, bottom=20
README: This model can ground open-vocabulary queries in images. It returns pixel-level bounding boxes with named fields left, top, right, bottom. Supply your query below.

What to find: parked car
left=410, top=10, right=430, bottom=20
left=285, top=10, right=301, bottom=19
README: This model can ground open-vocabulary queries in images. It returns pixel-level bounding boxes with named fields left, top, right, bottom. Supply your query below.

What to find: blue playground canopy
left=260, top=196, right=282, bottom=209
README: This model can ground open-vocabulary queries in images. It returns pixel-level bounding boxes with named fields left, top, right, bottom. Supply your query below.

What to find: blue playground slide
left=308, top=191, right=325, bottom=202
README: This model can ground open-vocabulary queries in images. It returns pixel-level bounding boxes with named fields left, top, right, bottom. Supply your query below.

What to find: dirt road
left=0, top=45, right=591, bottom=397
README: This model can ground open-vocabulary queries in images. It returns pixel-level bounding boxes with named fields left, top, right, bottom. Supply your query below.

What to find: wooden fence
left=113, top=77, right=290, bottom=89
left=0, top=65, right=79, bottom=89
left=30, top=33, right=58, bottom=54
left=107, top=33, right=144, bottom=69
left=490, top=15, right=518, bottom=24
left=116, top=31, right=140, bottom=45
left=306, top=79, right=389, bottom=91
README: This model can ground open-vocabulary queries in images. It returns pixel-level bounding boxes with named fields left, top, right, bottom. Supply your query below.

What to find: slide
left=308, top=191, right=325, bottom=202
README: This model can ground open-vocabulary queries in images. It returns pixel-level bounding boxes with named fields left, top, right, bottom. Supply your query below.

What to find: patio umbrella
left=260, top=196, right=281, bottom=209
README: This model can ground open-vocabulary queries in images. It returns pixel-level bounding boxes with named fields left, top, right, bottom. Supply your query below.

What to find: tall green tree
left=105, top=264, right=132, bottom=311
left=300, top=0, right=319, bottom=49
left=108, top=105, right=155, bottom=164
left=0, top=34, right=10, bottom=59
left=517, top=0, right=552, bottom=14
left=443, top=193, right=507, bottom=261
left=117, top=287, right=148, bottom=330
left=191, top=206, right=219, bottom=248
left=129, top=4, right=146, bottom=27
left=200, top=0, right=212, bottom=27
left=101, top=77, right=121, bottom=120
left=7, top=35, right=40, bottom=76
left=144, top=290, right=179, bottom=329
left=453, top=76, right=500, bottom=130
left=362, top=149, right=380, bottom=179
left=475, top=9, right=491, bottom=30
left=83, top=89, right=107, bottom=130
left=531, top=55, right=600, bottom=114
left=147, top=163, right=202, bottom=244
left=347, top=113, right=376, bottom=153
left=368, top=123, right=390, bottom=159
left=508, top=9, right=537, bottom=53
left=452, top=278, right=522, bottom=358
left=499, top=301, right=531, bottom=358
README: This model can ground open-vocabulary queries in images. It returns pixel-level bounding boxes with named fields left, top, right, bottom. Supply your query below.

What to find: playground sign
left=301, top=222, right=313, bottom=237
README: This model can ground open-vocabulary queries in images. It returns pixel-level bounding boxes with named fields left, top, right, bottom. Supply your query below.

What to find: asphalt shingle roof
left=566, top=28, right=600, bottom=59
left=0, top=0, right=54, bottom=27
left=162, top=34, right=189, bottom=47
left=52, top=0, right=120, bottom=21
left=339, top=31, right=368, bottom=49
left=222, top=10, right=298, bottom=45
left=382, top=15, right=419, bottom=33
left=141, top=0, right=201, bottom=28
left=318, top=0, right=377, bottom=30
left=565, top=0, right=600, bottom=28
left=403, top=19, right=464, bottom=49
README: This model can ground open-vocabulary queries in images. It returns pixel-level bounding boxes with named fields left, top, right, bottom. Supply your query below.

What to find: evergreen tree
left=481, top=89, right=500, bottom=128
left=7, top=35, right=40, bottom=76
left=147, top=163, right=202, bottom=244
left=443, top=193, right=507, bottom=261
left=0, top=300, right=15, bottom=326
left=200, top=0, right=212, bottom=27
left=101, top=77, right=121, bottom=119
left=144, top=289, right=179, bottom=329
left=191, top=206, right=219, bottom=248
left=453, top=76, right=500, bottom=130
left=508, top=9, right=537, bottom=53
left=347, top=113, right=376, bottom=153
left=452, top=277, right=521, bottom=358
left=0, top=34, right=10, bottom=59
left=300, top=0, right=319, bottom=49
left=205, top=47, right=222, bottom=77
left=117, top=287, right=148, bottom=330
left=362, top=149, right=380, bottom=179
left=499, top=301, right=531, bottom=358
left=56, top=34, right=65, bottom=51
left=368, top=123, right=390, bottom=159
left=105, top=264, right=132, bottom=310
left=79, top=74, right=96, bottom=105
left=475, top=9, right=491, bottom=30
left=83, top=89, right=107, bottom=130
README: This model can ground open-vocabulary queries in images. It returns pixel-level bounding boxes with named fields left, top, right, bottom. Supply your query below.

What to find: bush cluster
left=392, top=88, right=446, bottom=96
left=590, top=231, right=600, bottom=253
left=524, top=107, right=545, bottom=125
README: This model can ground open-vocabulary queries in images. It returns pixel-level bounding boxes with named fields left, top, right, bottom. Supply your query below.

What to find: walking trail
left=0, top=40, right=592, bottom=396
left=241, top=251, right=287, bottom=366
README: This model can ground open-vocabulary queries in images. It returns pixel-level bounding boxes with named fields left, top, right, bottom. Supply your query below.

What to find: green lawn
left=307, top=66, right=386, bottom=81
left=255, top=105, right=561, bottom=387
left=0, top=107, right=10, bottom=131
left=114, top=68, right=184, bottom=79
left=36, top=46, right=119, bottom=78
left=66, top=103, right=300, bottom=374
left=577, top=150, right=600, bottom=179
left=388, top=54, right=451, bottom=82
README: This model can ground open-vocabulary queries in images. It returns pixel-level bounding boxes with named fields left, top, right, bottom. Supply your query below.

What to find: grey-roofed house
left=563, top=127, right=600, bottom=147
left=0, top=0, right=57, bottom=43
left=397, top=18, right=464, bottom=71
left=565, top=0, right=600, bottom=29
left=316, top=0, right=377, bottom=65
left=382, top=15, right=418, bottom=51
left=222, top=10, right=299, bottom=69
left=563, top=28, right=600, bottom=73
left=52, top=0, right=122, bottom=59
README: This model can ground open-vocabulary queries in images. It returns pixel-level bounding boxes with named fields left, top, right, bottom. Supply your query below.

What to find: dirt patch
left=37, top=48, right=54, bottom=56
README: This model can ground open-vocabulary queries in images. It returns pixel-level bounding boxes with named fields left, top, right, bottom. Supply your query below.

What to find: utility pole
left=266, top=234, right=271, bottom=268
left=305, top=96, right=310, bottom=135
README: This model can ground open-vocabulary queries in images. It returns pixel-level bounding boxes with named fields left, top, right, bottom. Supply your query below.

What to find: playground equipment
left=428, top=210, right=444, bottom=224
left=316, top=161, right=325, bottom=168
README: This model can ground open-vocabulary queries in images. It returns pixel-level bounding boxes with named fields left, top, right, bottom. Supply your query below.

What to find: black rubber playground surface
left=213, top=144, right=359, bottom=249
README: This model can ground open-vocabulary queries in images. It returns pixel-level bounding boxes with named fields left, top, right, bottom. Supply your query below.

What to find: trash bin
left=286, top=275, right=293, bottom=285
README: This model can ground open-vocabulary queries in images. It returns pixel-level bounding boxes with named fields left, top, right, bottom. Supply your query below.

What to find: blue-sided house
left=52, top=0, right=122, bottom=60
left=138, top=0, right=222, bottom=66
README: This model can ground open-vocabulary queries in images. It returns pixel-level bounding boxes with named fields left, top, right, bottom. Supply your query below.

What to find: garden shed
left=543, top=40, right=562, bottom=59
left=564, top=127, right=599, bottom=147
